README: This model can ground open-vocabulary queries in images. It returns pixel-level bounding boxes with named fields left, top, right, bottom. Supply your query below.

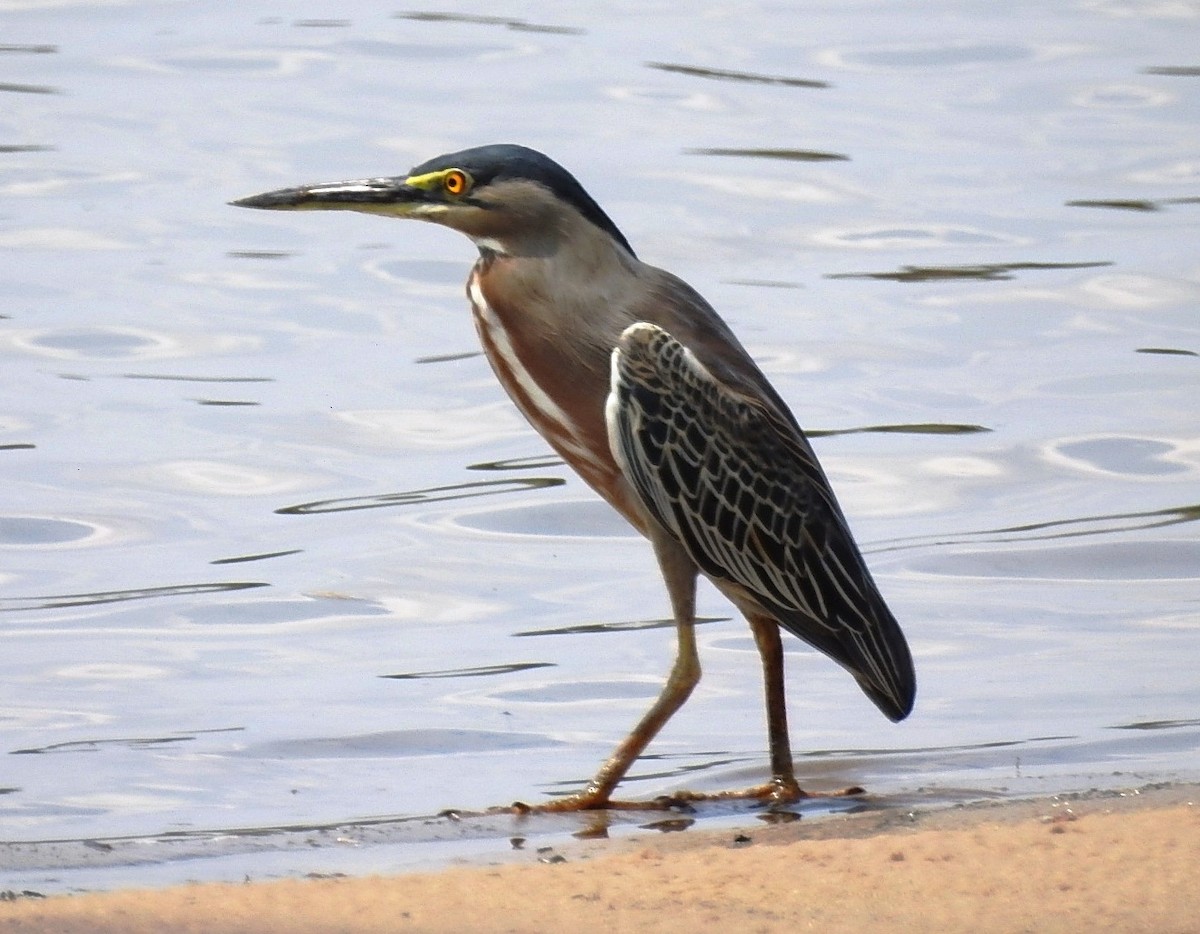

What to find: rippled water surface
left=3, top=0, right=1199, bottom=891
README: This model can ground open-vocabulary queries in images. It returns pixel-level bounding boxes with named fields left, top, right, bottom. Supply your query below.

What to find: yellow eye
left=442, top=170, right=470, bottom=196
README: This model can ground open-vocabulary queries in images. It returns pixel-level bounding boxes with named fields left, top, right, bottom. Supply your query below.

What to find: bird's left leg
left=744, top=611, right=805, bottom=802
left=517, top=535, right=701, bottom=812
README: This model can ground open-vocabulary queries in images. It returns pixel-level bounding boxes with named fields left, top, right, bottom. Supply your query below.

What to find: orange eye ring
left=442, top=170, right=469, bottom=196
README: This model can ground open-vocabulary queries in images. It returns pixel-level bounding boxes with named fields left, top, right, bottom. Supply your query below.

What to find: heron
left=232, top=144, right=915, bottom=810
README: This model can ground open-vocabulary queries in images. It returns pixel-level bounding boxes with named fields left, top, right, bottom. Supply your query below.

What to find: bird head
left=231, top=143, right=635, bottom=259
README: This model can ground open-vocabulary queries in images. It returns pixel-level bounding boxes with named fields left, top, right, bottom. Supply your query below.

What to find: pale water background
left=2, top=0, right=1198, bottom=892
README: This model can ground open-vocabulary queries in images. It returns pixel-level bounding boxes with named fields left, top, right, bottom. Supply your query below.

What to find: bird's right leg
left=658, top=605, right=863, bottom=806
left=519, top=536, right=701, bottom=812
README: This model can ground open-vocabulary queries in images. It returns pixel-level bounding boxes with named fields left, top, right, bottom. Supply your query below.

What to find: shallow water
left=2, top=0, right=1199, bottom=892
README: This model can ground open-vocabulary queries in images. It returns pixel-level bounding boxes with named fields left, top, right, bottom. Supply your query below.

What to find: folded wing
left=606, top=322, right=915, bottom=721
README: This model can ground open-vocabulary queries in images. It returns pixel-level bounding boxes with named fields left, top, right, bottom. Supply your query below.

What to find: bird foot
left=502, top=792, right=681, bottom=814
left=501, top=777, right=865, bottom=815
left=665, top=776, right=809, bottom=805
left=664, top=776, right=865, bottom=806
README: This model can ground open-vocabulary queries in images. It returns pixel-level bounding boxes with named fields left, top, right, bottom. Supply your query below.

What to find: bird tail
left=775, top=584, right=916, bottom=723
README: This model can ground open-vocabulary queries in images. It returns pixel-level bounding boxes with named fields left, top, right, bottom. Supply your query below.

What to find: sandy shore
left=3, top=785, right=1196, bottom=933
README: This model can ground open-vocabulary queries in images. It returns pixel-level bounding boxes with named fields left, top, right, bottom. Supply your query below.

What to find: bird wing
left=605, top=322, right=915, bottom=721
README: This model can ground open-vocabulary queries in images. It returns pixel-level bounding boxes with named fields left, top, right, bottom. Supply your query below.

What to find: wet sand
left=2, top=785, right=1196, bottom=933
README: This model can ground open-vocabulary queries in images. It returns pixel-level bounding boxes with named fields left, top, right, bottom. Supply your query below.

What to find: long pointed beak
left=230, top=177, right=439, bottom=217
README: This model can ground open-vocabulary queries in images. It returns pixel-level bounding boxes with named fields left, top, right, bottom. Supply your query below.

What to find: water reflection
left=724, top=279, right=802, bottom=289
left=0, top=43, right=58, bottom=54
left=0, top=82, right=59, bottom=95
left=13, top=734, right=207, bottom=756
left=909, top=541, right=1200, bottom=582
left=381, top=662, right=555, bottom=680
left=513, top=616, right=730, bottom=638
left=836, top=43, right=1031, bottom=70
left=646, top=62, right=829, bottom=88
left=241, top=729, right=564, bottom=759
left=1136, top=347, right=1197, bottom=356
left=687, top=147, right=848, bottom=163
left=877, top=501, right=1200, bottom=552
left=181, top=595, right=389, bottom=627
left=0, top=228, right=130, bottom=250
left=827, top=261, right=1111, bottom=282
left=335, top=404, right=529, bottom=449
left=393, top=11, right=584, bottom=35
left=1112, top=717, right=1200, bottom=731
left=640, top=817, right=695, bottom=832
left=758, top=810, right=806, bottom=826
left=154, top=49, right=330, bottom=78
left=1072, top=83, right=1173, bottom=109
left=809, top=423, right=990, bottom=438
left=122, top=373, right=275, bottom=383
left=1051, top=436, right=1193, bottom=477
left=1142, top=66, right=1200, bottom=76
left=414, top=350, right=483, bottom=364
left=451, top=499, right=631, bottom=538
left=0, top=516, right=102, bottom=547
left=275, top=478, right=564, bottom=515
left=0, top=582, right=267, bottom=613
left=292, top=19, right=350, bottom=29
left=144, top=460, right=307, bottom=496
left=490, top=680, right=662, bottom=704
left=18, top=328, right=167, bottom=359
left=1067, top=196, right=1200, bottom=211
left=9, top=726, right=1193, bottom=878
left=468, top=454, right=564, bottom=471
left=210, top=549, right=303, bottom=565
left=814, top=225, right=1023, bottom=248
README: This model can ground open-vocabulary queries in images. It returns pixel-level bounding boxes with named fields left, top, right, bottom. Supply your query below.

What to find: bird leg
left=656, top=612, right=863, bottom=806
left=517, top=538, right=701, bottom=813
left=746, top=612, right=805, bottom=800
left=509, top=546, right=861, bottom=814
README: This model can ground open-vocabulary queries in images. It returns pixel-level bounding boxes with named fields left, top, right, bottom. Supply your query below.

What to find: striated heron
left=232, top=144, right=915, bottom=810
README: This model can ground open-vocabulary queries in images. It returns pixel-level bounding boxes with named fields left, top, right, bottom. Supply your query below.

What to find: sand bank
left=3, top=785, right=1196, bottom=933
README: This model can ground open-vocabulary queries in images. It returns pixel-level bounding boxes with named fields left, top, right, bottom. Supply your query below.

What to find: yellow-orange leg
left=638, top=614, right=814, bottom=808
left=672, top=613, right=865, bottom=804
left=519, top=538, right=700, bottom=812
left=510, top=542, right=859, bottom=814
left=746, top=612, right=805, bottom=801
left=532, top=620, right=700, bottom=812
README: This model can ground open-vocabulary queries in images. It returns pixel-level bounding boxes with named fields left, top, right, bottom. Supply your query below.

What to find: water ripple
left=13, top=734, right=205, bottom=756
left=0, top=517, right=105, bottom=548
left=513, top=616, right=729, bottom=638
left=827, top=261, right=1111, bottom=282
left=0, top=582, right=267, bottom=613
left=687, top=146, right=848, bottom=162
left=276, top=478, right=564, bottom=515
left=647, top=62, right=829, bottom=88
left=242, top=729, right=563, bottom=759
left=1066, top=196, right=1200, bottom=211
left=468, top=454, right=564, bottom=471
left=393, top=11, right=583, bottom=35
left=810, top=423, right=991, bottom=438
left=907, top=541, right=1200, bottom=581
left=876, top=501, right=1200, bottom=553
left=381, top=662, right=555, bottom=680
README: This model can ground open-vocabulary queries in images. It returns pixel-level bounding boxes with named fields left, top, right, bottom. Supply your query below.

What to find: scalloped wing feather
left=607, top=322, right=915, bottom=721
